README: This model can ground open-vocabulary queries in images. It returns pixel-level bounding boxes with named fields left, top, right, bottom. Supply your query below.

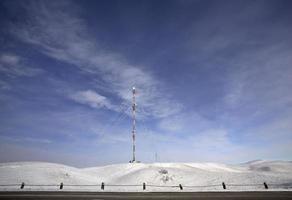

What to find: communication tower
left=131, top=87, right=136, bottom=163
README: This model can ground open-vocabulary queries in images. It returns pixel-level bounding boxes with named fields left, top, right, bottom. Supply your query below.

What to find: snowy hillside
left=0, top=161, right=292, bottom=192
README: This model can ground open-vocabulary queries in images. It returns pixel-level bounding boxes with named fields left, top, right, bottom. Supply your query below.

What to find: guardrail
left=0, top=181, right=287, bottom=191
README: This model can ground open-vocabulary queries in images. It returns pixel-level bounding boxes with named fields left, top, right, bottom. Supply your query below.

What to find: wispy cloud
left=181, top=0, right=292, bottom=136
left=70, top=90, right=112, bottom=110
left=0, top=54, right=19, bottom=65
left=0, top=53, right=43, bottom=78
left=9, top=0, right=182, bottom=118
left=1, top=0, right=291, bottom=166
left=224, top=43, right=292, bottom=112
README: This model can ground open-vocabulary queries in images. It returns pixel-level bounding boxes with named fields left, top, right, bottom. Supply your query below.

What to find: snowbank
left=0, top=160, right=291, bottom=191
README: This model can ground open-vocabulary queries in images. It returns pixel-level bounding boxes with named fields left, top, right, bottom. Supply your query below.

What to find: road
left=0, top=191, right=292, bottom=200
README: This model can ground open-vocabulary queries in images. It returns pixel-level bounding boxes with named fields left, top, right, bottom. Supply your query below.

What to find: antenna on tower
left=131, top=86, right=137, bottom=163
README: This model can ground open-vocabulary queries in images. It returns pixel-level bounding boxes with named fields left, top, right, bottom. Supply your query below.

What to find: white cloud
left=180, top=1, right=292, bottom=118
left=0, top=53, right=43, bottom=77
left=0, top=54, right=20, bottom=65
left=70, top=90, right=112, bottom=110
left=9, top=0, right=182, bottom=119
left=219, top=43, right=292, bottom=134
left=182, top=2, right=292, bottom=160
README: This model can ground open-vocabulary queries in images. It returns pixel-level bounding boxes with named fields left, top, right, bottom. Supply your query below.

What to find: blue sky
left=0, top=0, right=292, bottom=167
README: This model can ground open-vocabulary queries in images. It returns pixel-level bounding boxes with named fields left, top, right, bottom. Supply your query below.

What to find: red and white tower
left=131, top=87, right=136, bottom=163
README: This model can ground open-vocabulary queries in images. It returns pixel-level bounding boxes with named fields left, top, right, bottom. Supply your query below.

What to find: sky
left=0, top=0, right=292, bottom=167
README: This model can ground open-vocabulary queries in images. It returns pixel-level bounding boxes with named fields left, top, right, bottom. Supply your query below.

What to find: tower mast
left=131, top=87, right=136, bottom=163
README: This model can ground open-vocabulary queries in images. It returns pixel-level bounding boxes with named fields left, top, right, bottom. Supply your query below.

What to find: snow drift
left=0, top=160, right=292, bottom=191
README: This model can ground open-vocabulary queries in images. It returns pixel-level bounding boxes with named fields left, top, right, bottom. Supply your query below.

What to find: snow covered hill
left=0, top=161, right=292, bottom=191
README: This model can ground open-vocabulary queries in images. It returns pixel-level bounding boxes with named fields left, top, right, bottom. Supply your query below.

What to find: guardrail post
left=20, top=182, right=25, bottom=189
left=101, top=182, right=105, bottom=190
left=143, top=182, right=146, bottom=190
left=264, top=182, right=268, bottom=189
left=179, top=184, right=183, bottom=190
left=222, top=182, right=226, bottom=189
left=60, top=182, right=63, bottom=190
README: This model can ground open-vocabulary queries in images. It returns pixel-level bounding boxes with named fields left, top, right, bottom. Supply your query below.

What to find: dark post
left=60, top=182, right=63, bottom=190
left=20, top=182, right=25, bottom=189
left=264, top=182, right=268, bottom=189
left=179, top=184, right=183, bottom=190
left=101, top=182, right=105, bottom=190
left=143, top=182, right=146, bottom=190
left=222, top=182, right=226, bottom=189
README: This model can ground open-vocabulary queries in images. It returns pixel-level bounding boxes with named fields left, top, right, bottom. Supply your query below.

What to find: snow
left=0, top=160, right=292, bottom=192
